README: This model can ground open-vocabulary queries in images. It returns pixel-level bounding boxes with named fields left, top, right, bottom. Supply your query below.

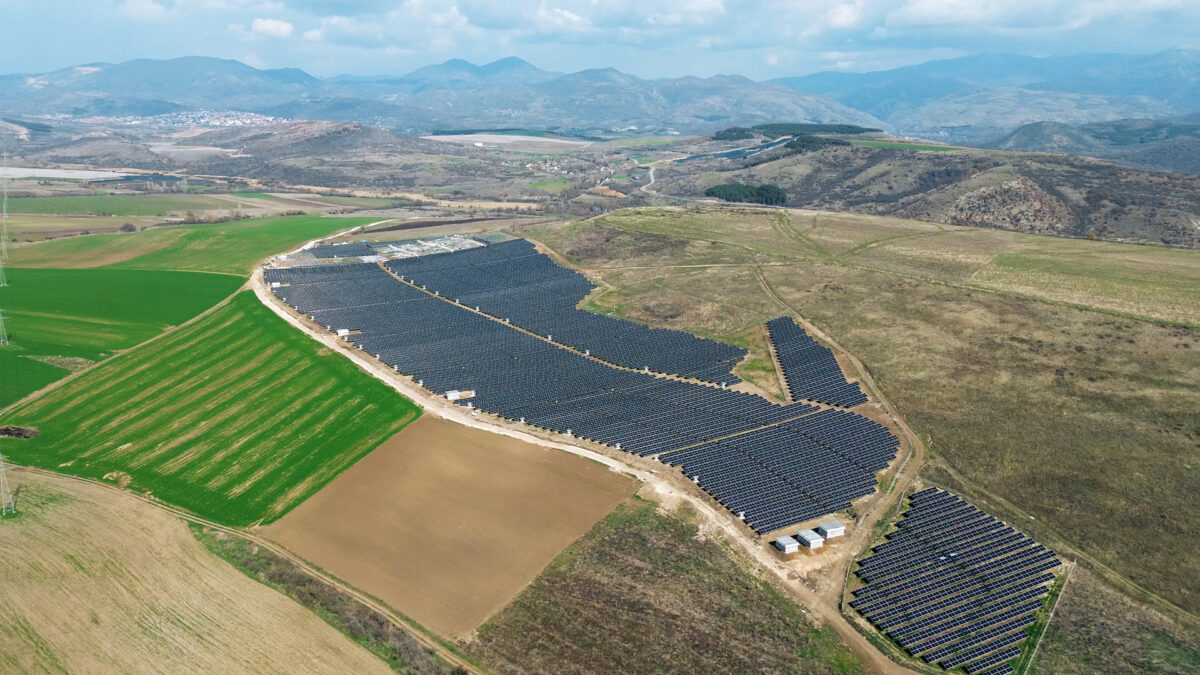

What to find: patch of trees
left=705, top=184, right=788, bottom=205
left=784, top=134, right=852, bottom=152
left=713, top=127, right=757, bottom=141
left=753, top=123, right=879, bottom=136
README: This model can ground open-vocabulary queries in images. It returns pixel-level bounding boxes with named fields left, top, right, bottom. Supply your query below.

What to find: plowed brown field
left=264, top=415, right=636, bottom=637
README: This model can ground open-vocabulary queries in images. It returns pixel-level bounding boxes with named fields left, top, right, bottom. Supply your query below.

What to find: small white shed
left=335, top=328, right=351, bottom=338
left=773, top=536, right=800, bottom=554
left=795, top=529, right=825, bottom=549
left=817, top=521, right=846, bottom=539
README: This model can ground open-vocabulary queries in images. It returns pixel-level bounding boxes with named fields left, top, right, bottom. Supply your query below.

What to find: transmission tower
left=0, top=453, right=15, bottom=516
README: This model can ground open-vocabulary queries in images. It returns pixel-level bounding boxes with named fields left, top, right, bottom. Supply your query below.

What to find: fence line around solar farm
left=263, top=252, right=903, bottom=537
left=848, top=487, right=1061, bottom=673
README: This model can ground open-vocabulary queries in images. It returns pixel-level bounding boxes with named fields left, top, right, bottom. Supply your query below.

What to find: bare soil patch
left=263, top=415, right=636, bottom=637
left=0, top=426, right=37, bottom=439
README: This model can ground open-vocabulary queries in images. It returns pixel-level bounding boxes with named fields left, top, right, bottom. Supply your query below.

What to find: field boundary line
left=7, top=463, right=485, bottom=675
left=0, top=281, right=249, bottom=419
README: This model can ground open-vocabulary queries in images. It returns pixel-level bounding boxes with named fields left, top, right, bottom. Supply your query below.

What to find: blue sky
left=3, top=0, right=1197, bottom=78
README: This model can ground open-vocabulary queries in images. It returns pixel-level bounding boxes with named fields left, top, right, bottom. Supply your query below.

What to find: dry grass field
left=514, top=206, right=1199, bottom=663
left=0, top=469, right=389, bottom=674
left=467, top=498, right=864, bottom=674
left=264, top=415, right=636, bottom=637
left=1032, top=567, right=1199, bottom=674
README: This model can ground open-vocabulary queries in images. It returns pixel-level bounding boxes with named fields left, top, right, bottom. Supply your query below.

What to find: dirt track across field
left=264, top=415, right=636, bottom=637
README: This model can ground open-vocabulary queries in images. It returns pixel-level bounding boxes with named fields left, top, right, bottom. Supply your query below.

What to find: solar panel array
left=660, top=410, right=899, bottom=533
left=265, top=250, right=901, bottom=534
left=385, top=239, right=747, bottom=384
left=850, top=488, right=1060, bottom=671
left=308, top=242, right=377, bottom=258
left=766, top=317, right=868, bottom=407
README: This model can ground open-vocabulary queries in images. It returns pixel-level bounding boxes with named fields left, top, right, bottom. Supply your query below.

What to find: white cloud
left=303, top=28, right=322, bottom=41
left=251, top=17, right=294, bottom=37
left=119, top=0, right=167, bottom=21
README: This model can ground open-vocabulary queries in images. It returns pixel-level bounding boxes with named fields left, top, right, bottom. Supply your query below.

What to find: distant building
left=773, top=536, right=799, bottom=554
left=795, top=529, right=825, bottom=549
left=817, top=521, right=846, bottom=539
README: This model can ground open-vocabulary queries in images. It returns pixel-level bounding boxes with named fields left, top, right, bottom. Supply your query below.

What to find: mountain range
left=774, top=50, right=1200, bottom=142
left=2, top=50, right=1199, bottom=143
left=0, top=56, right=881, bottom=135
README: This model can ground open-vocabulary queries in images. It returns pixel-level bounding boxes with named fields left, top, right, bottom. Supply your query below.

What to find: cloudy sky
left=3, top=0, right=1197, bottom=78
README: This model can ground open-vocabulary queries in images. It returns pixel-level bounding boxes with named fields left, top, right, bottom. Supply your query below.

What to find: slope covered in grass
left=1, top=292, right=420, bottom=525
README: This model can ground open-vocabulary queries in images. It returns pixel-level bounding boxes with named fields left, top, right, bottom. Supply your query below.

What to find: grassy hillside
left=468, top=498, right=863, bottom=674
left=1, top=292, right=420, bottom=525
left=1032, top=567, right=1199, bottom=674
left=0, top=267, right=243, bottom=407
left=658, top=144, right=1200, bottom=248
left=518, top=207, right=1200, bottom=624
left=0, top=470, right=390, bottom=673
left=9, top=214, right=377, bottom=274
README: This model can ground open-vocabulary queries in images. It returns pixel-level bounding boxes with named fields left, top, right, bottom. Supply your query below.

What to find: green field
left=0, top=267, right=244, bottom=407
left=522, top=206, right=1200, bottom=628
left=0, top=292, right=420, bottom=525
left=530, top=177, right=571, bottom=194
left=6, top=194, right=231, bottom=216
left=850, top=141, right=957, bottom=151
left=10, top=214, right=377, bottom=275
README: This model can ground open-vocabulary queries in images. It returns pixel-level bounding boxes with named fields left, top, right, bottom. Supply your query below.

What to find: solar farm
left=849, top=488, right=1062, bottom=674
left=265, top=237, right=900, bottom=535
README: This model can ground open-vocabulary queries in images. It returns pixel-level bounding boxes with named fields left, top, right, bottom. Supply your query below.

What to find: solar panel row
left=264, top=251, right=902, bottom=535
left=766, top=316, right=868, bottom=407
left=849, top=488, right=1060, bottom=671
left=384, top=239, right=747, bottom=384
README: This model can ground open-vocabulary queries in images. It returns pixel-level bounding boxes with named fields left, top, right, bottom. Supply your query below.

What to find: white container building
left=817, top=521, right=846, bottom=539
left=795, top=529, right=825, bottom=549
left=773, top=536, right=800, bottom=554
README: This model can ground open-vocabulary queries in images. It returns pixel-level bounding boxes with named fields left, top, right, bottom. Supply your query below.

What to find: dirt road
left=251, top=243, right=924, bottom=673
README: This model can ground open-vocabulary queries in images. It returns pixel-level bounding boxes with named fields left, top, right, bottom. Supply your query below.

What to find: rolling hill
left=659, top=144, right=1200, bottom=248
left=989, top=116, right=1200, bottom=174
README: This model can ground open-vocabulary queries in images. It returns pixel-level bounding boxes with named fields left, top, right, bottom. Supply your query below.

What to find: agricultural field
left=5, top=194, right=232, bottom=216
left=0, top=469, right=389, bottom=674
left=9, top=214, right=378, bottom=274
left=466, top=497, right=864, bottom=674
left=515, top=206, right=1200, bottom=653
left=530, top=177, right=571, bottom=194
left=0, top=292, right=420, bottom=525
left=266, top=415, right=636, bottom=637
left=0, top=267, right=243, bottom=406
